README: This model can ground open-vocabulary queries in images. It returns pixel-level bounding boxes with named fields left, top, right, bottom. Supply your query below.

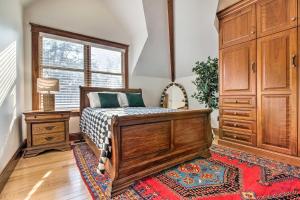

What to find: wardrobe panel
left=220, top=41, right=256, bottom=96
left=257, top=0, right=297, bottom=37
left=219, top=4, right=256, bottom=48
left=257, top=28, right=297, bottom=156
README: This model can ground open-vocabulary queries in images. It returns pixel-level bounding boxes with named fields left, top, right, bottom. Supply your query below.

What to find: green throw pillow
left=98, top=93, right=120, bottom=108
left=126, top=93, right=145, bottom=107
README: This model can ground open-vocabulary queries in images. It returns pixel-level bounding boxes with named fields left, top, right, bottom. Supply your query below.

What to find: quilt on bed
left=80, top=107, right=177, bottom=174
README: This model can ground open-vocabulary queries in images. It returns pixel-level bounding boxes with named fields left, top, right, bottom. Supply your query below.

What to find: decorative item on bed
left=79, top=86, right=213, bottom=197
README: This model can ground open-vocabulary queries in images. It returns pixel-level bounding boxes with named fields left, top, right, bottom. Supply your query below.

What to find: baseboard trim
left=218, top=139, right=300, bottom=167
left=0, top=140, right=26, bottom=192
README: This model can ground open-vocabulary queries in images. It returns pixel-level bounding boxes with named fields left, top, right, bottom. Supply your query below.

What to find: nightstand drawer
left=33, top=132, right=65, bottom=146
left=32, top=122, right=65, bottom=135
left=26, top=113, right=70, bottom=121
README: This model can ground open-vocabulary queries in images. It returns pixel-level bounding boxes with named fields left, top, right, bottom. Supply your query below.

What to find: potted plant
left=192, top=56, right=219, bottom=136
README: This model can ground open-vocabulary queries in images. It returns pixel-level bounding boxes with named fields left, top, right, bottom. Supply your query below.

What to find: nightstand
left=23, top=110, right=71, bottom=157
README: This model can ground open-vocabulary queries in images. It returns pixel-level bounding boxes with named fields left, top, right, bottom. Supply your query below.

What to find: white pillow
left=87, top=92, right=101, bottom=108
left=118, top=93, right=129, bottom=107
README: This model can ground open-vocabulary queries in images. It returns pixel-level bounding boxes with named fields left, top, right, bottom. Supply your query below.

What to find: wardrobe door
left=257, top=0, right=297, bottom=37
left=257, top=28, right=297, bottom=156
left=219, top=4, right=256, bottom=48
left=219, top=41, right=256, bottom=96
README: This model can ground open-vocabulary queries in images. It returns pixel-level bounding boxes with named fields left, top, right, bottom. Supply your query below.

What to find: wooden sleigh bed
left=80, top=86, right=213, bottom=196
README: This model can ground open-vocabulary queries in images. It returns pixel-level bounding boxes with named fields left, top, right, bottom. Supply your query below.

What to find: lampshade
left=37, top=78, right=59, bottom=94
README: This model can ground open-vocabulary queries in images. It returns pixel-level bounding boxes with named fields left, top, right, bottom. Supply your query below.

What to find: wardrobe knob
left=291, top=17, right=297, bottom=21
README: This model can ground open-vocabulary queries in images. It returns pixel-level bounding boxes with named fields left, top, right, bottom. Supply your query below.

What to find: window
left=31, top=24, right=128, bottom=111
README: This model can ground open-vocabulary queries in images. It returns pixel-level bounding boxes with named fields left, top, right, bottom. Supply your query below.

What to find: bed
left=79, top=86, right=213, bottom=197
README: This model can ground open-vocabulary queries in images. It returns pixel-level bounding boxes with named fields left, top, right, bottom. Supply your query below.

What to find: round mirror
left=160, top=83, right=188, bottom=109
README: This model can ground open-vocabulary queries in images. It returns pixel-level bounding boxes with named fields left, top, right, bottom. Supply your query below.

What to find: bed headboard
left=80, top=86, right=143, bottom=114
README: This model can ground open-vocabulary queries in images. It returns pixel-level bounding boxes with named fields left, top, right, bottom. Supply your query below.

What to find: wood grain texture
left=219, top=41, right=257, bottom=95
left=257, top=0, right=297, bottom=38
left=220, top=129, right=257, bottom=146
left=221, top=118, right=256, bottom=134
left=23, top=111, right=71, bottom=158
left=80, top=87, right=213, bottom=197
left=173, top=118, right=206, bottom=147
left=167, top=0, right=175, bottom=82
left=219, top=4, right=256, bottom=48
left=0, top=150, right=91, bottom=200
left=218, top=0, right=299, bottom=162
left=121, top=121, right=171, bottom=161
left=32, top=122, right=64, bottom=135
left=220, top=107, right=257, bottom=121
left=220, top=96, right=256, bottom=108
left=257, top=28, right=297, bottom=156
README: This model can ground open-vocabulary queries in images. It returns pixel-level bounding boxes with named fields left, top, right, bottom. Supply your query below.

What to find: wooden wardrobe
left=218, top=0, right=300, bottom=166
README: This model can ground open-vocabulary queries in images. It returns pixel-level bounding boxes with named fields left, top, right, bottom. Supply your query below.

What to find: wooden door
left=219, top=4, right=256, bottom=48
left=257, top=28, right=297, bottom=156
left=219, top=41, right=256, bottom=96
left=257, top=0, right=297, bottom=37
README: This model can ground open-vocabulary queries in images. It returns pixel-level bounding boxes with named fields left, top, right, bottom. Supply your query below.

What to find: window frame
left=31, top=23, right=129, bottom=113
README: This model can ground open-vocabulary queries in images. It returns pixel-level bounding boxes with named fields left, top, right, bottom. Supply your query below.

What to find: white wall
left=23, top=0, right=169, bottom=133
left=176, top=75, right=219, bottom=128
left=134, top=0, right=171, bottom=78
left=174, top=0, right=219, bottom=78
left=102, top=0, right=148, bottom=74
left=0, top=0, right=24, bottom=173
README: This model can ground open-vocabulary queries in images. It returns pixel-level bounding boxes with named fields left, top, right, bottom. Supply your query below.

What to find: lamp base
left=43, top=94, right=55, bottom=111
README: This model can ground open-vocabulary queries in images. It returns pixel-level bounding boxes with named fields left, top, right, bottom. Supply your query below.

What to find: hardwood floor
left=0, top=150, right=91, bottom=200
left=0, top=136, right=219, bottom=200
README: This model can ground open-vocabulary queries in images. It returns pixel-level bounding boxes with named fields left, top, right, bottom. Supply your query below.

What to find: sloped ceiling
left=101, top=0, right=148, bottom=74
left=21, top=0, right=240, bottom=79
left=134, top=0, right=171, bottom=77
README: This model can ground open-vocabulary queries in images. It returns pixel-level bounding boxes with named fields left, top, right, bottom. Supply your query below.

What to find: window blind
left=39, top=34, right=125, bottom=109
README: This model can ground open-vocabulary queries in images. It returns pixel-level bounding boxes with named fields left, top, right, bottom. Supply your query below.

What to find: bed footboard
left=107, top=109, right=212, bottom=196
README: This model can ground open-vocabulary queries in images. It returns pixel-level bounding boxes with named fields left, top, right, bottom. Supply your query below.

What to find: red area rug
left=73, top=143, right=300, bottom=199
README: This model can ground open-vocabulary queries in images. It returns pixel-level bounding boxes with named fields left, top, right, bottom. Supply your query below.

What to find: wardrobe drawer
left=220, top=108, right=256, bottom=120
left=220, top=96, right=256, bottom=108
left=32, top=132, right=65, bottom=146
left=32, top=122, right=65, bottom=135
left=221, top=129, right=256, bottom=146
left=220, top=118, right=256, bottom=134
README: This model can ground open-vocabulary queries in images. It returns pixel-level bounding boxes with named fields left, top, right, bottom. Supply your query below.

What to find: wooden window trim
left=30, top=23, right=129, bottom=110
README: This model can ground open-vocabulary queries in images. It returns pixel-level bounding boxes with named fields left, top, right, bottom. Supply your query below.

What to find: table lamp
left=37, top=78, right=59, bottom=111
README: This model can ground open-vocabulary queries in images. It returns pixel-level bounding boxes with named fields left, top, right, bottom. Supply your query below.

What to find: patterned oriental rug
left=73, top=143, right=300, bottom=200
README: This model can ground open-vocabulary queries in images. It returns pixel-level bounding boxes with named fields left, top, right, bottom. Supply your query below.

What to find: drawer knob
left=234, top=112, right=237, bottom=115
left=45, top=126, right=55, bottom=131
left=291, top=17, right=297, bottom=21
left=233, top=135, right=237, bottom=139
left=234, top=123, right=237, bottom=127
left=45, top=136, right=54, bottom=141
left=235, top=100, right=238, bottom=103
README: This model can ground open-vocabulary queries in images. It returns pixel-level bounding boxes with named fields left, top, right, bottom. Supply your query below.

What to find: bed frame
left=80, top=86, right=213, bottom=197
